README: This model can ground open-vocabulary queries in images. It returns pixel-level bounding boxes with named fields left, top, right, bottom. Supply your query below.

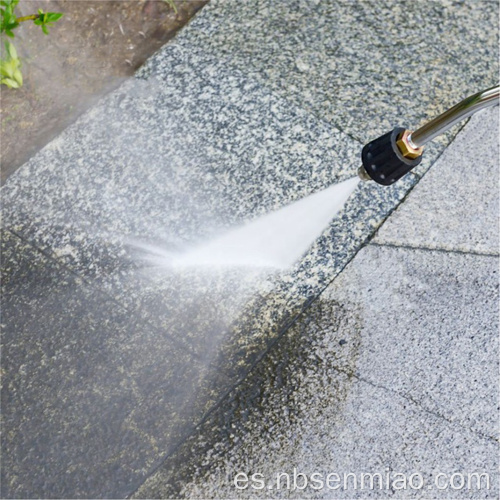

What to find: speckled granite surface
left=1, top=0, right=498, bottom=498
left=164, top=0, right=498, bottom=146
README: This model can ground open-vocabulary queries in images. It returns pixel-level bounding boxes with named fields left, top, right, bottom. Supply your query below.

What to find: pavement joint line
left=370, top=241, right=499, bottom=259
left=127, top=292, right=326, bottom=498
left=361, top=116, right=493, bottom=252
left=217, top=44, right=365, bottom=148
left=304, top=105, right=365, bottom=146
left=268, top=87, right=365, bottom=147
left=3, top=228, right=201, bottom=358
left=240, top=63, right=472, bottom=158
left=327, top=363, right=498, bottom=444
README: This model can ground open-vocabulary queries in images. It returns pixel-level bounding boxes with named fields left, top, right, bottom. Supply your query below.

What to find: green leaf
left=6, top=40, right=17, bottom=59
left=1, top=76, right=20, bottom=88
left=13, top=67, right=21, bottom=85
left=0, top=42, right=20, bottom=81
left=0, top=60, right=15, bottom=77
left=162, top=0, right=178, bottom=13
left=2, top=11, right=14, bottom=25
left=0, top=60, right=14, bottom=78
left=1, top=8, right=19, bottom=35
left=6, top=20, right=19, bottom=30
left=41, top=24, right=48, bottom=34
left=46, top=12, right=63, bottom=22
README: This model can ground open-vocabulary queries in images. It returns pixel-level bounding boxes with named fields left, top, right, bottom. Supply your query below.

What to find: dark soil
left=0, top=0, right=207, bottom=183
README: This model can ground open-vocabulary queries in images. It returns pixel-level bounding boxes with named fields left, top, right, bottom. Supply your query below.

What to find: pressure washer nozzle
left=359, top=127, right=423, bottom=185
left=357, top=165, right=372, bottom=181
left=358, top=84, right=499, bottom=185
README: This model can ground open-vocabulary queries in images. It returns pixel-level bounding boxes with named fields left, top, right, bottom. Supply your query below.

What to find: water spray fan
left=358, top=85, right=499, bottom=185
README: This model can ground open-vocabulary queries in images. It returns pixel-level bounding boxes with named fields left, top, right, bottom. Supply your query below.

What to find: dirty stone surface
left=1, top=229, right=206, bottom=498
left=1, top=0, right=498, bottom=498
left=134, top=106, right=499, bottom=500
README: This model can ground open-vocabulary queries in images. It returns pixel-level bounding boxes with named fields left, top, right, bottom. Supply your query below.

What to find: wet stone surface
left=1, top=0, right=498, bottom=498
left=1, top=230, right=221, bottom=498
left=0, top=56, right=413, bottom=500
left=134, top=268, right=499, bottom=499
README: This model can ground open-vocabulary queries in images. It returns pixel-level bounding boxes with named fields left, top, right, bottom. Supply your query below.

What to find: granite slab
left=322, top=244, right=499, bottom=440
left=165, top=0, right=499, bottom=145
left=1, top=50, right=419, bottom=363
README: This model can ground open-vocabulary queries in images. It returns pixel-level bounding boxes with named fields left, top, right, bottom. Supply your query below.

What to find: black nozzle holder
left=361, top=127, right=422, bottom=185
left=359, top=85, right=499, bottom=185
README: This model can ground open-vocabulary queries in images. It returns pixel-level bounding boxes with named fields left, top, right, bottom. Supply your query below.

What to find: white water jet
left=154, top=176, right=359, bottom=270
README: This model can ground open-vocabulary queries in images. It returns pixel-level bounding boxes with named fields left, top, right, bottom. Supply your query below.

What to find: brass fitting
left=396, top=130, right=424, bottom=159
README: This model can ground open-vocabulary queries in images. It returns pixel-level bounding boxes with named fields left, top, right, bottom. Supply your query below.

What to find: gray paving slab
left=373, top=106, right=499, bottom=254
left=0, top=230, right=227, bottom=499
left=163, top=0, right=499, bottom=146
left=134, top=274, right=498, bottom=499
left=321, top=245, right=499, bottom=441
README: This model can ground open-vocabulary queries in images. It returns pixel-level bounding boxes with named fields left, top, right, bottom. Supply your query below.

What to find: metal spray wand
left=358, top=85, right=500, bottom=185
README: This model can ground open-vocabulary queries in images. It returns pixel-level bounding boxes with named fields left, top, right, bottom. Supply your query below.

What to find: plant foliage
left=0, top=0, right=63, bottom=87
